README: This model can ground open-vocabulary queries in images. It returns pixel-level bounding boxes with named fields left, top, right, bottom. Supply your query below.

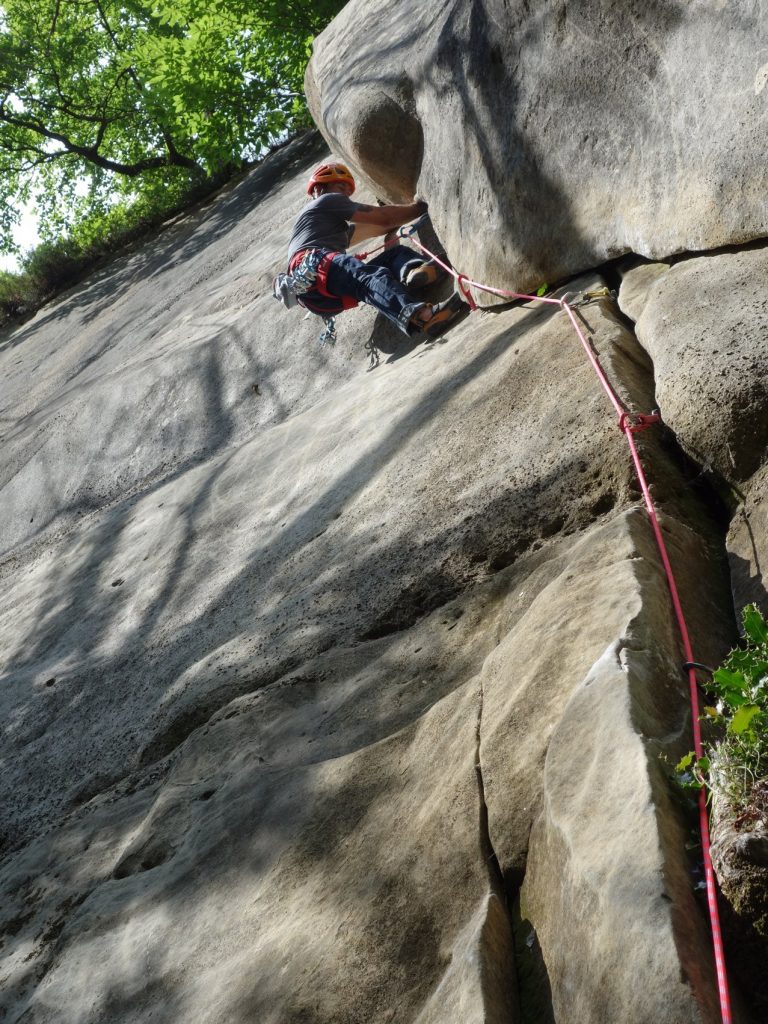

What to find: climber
left=281, top=161, right=470, bottom=339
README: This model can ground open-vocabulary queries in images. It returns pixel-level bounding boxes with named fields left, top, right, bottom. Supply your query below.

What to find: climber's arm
left=347, top=220, right=387, bottom=245
left=348, top=201, right=427, bottom=245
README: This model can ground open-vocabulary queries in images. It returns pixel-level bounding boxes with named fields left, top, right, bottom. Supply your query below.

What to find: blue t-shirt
left=287, top=193, right=360, bottom=263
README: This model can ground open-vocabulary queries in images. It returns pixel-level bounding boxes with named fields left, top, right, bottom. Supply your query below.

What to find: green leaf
left=743, top=604, right=768, bottom=645
left=712, top=668, right=750, bottom=709
left=712, top=668, right=745, bottom=689
left=536, top=283, right=549, bottom=296
left=728, top=705, right=762, bottom=735
left=675, top=752, right=695, bottom=773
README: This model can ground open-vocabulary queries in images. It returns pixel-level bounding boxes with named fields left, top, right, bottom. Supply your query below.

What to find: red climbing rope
left=397, top=225, right=733, bottom=1024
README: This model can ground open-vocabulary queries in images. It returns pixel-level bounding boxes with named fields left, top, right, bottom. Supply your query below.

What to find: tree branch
left=92, top=0, right=198, bottom=171
left=0, top=106, right=201, bottom=176
left=48, top=0, right=62, bottom=43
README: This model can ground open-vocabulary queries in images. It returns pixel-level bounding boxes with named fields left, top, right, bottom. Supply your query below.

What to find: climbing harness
left=274, top=249, right=354, bottom=347
left=400, top=225, right=734, bottom=1024
left=272, top=249, right=327, bottom=309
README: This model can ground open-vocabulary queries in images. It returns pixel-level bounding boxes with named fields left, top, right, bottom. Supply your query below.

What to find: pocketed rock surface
left=0, top=131, right=763, bottom=1021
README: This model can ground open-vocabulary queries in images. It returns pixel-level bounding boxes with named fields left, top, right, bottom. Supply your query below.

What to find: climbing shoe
left=411, top=293, right=471, bottom=339
left=404, top=259, right=446, bottom=289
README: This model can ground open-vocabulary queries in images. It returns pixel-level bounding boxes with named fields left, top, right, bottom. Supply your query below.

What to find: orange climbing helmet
left=306, top=161, right=356, bottom=196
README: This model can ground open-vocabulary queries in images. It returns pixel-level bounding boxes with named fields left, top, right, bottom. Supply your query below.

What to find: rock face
left=1, top=7, right=768, bottom=1020
left=618, top=246, right=768, bottom=614
left=619, top=246, right=768, bottom=1019
left=1, top=132, right=753, bottom=1023
left=306, top=0, right=768, bottom=294
left=623, top=248, right=768, bottom=484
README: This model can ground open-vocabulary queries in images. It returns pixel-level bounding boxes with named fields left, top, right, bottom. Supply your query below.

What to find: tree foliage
left=0, top=0, right=345, bottom=250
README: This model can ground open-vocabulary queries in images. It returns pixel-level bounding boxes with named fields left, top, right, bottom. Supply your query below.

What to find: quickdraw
left=272, top=249, right=327, bottom=310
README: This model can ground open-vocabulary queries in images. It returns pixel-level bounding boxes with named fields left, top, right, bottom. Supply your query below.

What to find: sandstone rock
left=0, top=132, right=342, bottom=557
left=728, top=467, right=768, bottom=618
left=633, top=246, right=768, bottom=483
left=307, top=0, right=768, bottom=294
left=1, top=259, right=647, bottom=849
left=0, top=511, right=733, bottom=1024
left=0, top=675, right=513, bottom=1024
left=0, top=141, right=747, bottom=1021
left=617, top=261, right=671, bottom=323
left=622, top=243, right=768, bottom=658
left=519, top=510, right=727, bottom=1024
left=623, top=245, right=768, bottom=1021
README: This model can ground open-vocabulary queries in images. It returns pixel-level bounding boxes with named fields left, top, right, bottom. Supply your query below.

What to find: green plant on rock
left=677, top=604, right=768, bottom=824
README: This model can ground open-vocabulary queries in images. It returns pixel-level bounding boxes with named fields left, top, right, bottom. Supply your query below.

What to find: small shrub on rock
left=677, top=603, right=768, bottom=823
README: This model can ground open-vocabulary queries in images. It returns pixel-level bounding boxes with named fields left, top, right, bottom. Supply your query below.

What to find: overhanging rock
left=306, top=0, right=768, bottom=293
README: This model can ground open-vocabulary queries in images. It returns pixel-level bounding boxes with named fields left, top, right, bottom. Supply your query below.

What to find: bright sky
left=0, top=204, right=41, bottom=273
